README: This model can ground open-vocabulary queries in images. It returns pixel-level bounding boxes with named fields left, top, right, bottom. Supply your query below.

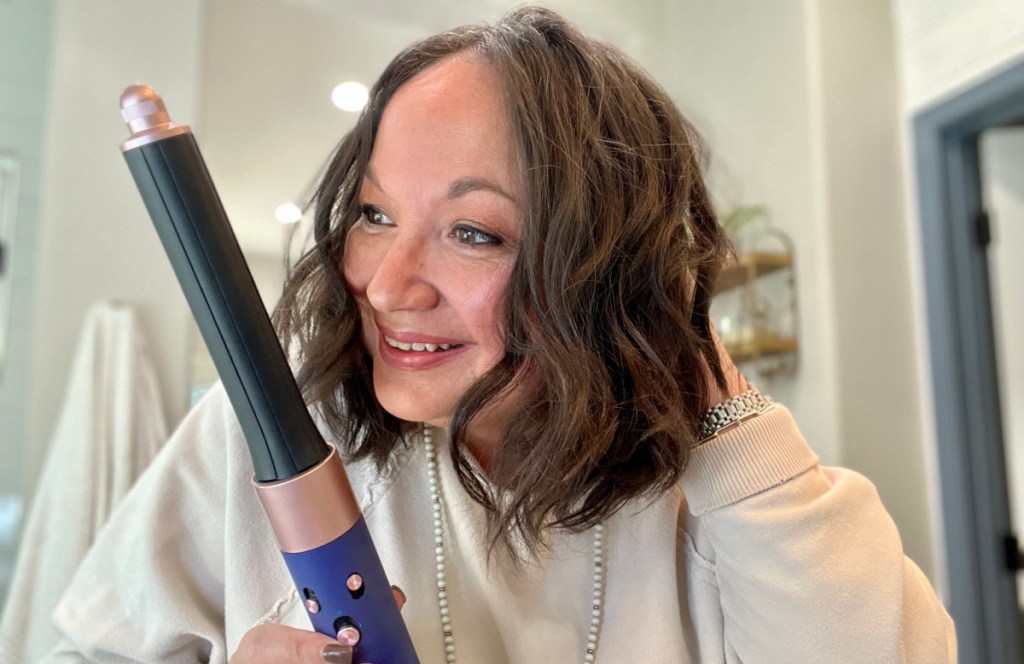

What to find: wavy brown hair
left=275, top=6, right=729, bottom=560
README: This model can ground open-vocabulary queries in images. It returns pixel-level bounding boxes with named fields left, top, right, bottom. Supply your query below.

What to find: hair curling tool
left=119, top=85, right=419, bottom=664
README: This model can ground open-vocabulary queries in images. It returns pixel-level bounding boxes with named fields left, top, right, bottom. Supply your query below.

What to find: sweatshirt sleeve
left=680, top=406, right=956, bottom=663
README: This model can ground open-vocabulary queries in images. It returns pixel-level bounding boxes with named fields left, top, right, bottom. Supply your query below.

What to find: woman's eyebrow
left=364, top=167, right=384, bottom=192
left=448, top=177, right=517, bottom=204
left=363, top=169, right=515, bottom=205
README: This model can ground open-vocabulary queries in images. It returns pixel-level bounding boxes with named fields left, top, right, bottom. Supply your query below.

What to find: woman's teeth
left=384, top=335, right=459, bottom=352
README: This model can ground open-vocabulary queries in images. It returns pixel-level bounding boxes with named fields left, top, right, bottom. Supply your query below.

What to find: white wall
left=24, top=0, right=207, bottom=486
left=812, top=0, right=934, bottom=579
left=660, top=0, right=843, bottom=466
left=895, top=0, right=1024, bottom=112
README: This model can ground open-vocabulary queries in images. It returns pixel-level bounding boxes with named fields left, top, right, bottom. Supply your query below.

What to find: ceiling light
left=275, top=202, right=302, bottom=224
left=331, top=81, right=369, bottom=112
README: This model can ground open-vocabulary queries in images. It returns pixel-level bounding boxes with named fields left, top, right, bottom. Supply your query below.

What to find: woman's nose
left=364, top=236, right=439, bottom=313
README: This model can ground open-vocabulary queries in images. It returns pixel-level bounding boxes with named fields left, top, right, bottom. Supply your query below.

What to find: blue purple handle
left=282, top=516, right=419, bottom=663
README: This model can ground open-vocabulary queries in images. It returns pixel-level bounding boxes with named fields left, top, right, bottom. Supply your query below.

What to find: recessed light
left=331, top=81, right=369, bottom=112
left=275, top=202, right=302, bottom=224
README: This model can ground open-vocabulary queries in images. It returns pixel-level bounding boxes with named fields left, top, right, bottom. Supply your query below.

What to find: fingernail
left=322, top=643, right=353, bottom=663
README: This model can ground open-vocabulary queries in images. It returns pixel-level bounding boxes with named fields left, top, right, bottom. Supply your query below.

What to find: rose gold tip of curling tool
left=119, top=84, right=190, bottom=151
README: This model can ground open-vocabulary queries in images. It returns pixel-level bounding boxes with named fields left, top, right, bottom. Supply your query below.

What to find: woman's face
left=342, top=54, right=520, bottom=428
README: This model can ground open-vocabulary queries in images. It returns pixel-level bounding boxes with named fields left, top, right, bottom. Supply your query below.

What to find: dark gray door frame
left=913, top=58, right=1024, bottom=664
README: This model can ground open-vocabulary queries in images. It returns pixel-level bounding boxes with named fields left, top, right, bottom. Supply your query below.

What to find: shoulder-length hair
left=275, top=6, right=729, bottom=560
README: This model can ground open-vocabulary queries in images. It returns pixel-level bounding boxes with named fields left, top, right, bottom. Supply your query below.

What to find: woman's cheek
left=341, top=234, right=371, bottom=295
left=465, top=263, right=512, bottom=355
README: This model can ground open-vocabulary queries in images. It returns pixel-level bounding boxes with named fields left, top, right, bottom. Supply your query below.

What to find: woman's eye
left=360, top=205, right=394, bottom=226
left=453, top=224, right=501, bottom=246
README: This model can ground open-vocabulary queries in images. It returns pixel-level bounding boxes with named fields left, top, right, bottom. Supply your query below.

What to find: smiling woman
left=34, top=6, right=954, bottom=664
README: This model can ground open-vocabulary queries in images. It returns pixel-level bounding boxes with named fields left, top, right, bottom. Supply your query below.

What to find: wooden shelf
left=715, top=252, right=793, bottom=295
left=722, top=333, right=798, bottom=364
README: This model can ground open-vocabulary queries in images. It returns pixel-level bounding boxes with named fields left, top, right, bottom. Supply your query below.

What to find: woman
left=44, top=7, right=954, bottom=663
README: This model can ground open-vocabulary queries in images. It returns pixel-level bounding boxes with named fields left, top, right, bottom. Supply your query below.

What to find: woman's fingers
left=321, top=643, right=354, bottom=663
left=706, top=324, right=749, bottom=406
left=230, top=623, right=348, bottom=663
left=230, top=588, right=407, bottom=663
left=392, top=584, right=407, bottom=611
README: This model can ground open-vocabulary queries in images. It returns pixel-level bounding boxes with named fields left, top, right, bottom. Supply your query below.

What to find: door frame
left=913, top=57, right=1024, bottom=664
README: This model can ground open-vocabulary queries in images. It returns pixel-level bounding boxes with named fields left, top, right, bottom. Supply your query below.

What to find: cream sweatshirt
left=38, top=384, right=955, bottom=663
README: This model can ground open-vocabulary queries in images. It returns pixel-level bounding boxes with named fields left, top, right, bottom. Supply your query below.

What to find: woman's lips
left=374, top=327, right=470, bottom=370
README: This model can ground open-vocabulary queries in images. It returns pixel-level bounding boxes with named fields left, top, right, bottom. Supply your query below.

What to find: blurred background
left=0, top=0, right=1022, bottom=660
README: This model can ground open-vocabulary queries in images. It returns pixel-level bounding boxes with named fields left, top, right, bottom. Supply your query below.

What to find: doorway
left=913, top=59, right=1024, bottom=663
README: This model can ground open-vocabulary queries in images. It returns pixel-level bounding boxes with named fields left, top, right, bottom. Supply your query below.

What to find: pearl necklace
left=422, top=425, right=606, bottom=663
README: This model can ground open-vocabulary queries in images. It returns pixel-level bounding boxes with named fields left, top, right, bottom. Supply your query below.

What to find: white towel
left=0, top=301, right=168, bottom=664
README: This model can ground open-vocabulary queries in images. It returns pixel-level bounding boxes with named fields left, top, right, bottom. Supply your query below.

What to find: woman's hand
left=229, top=586, right=405, bottom=663
left=229, top=624, right=351, bottom=663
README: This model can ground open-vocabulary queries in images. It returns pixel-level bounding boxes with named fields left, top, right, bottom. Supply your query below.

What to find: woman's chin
left=374, top=389, right=452, bottom=428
